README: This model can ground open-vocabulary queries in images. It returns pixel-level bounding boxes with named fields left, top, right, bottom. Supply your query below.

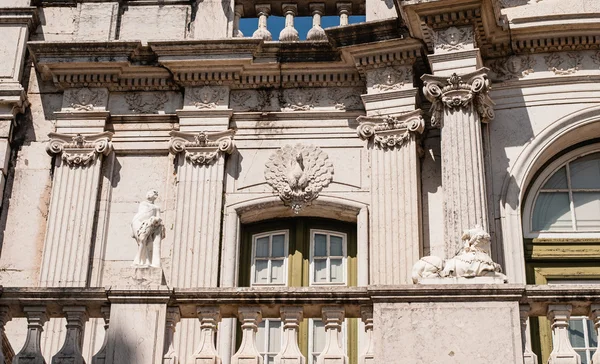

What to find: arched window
left=525, top=146, right=600, bottom=238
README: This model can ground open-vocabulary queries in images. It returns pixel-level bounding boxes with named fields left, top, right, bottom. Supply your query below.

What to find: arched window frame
left=524, top=144, right=600, bottom=239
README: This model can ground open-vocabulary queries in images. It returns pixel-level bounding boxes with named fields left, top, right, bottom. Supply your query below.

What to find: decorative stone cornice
left=356, top=110, right=424, bottom=149
left=168, top=130, right=236, bottom=166
left=421, top=68, right=495, bottom=127
left=46, top=132, right=113, bottom=167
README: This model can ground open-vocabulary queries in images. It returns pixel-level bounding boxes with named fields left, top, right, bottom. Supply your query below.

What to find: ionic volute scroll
left=356, top=109, right=425, bottom=149
left=168, top=129, right=236, bottom=166
left=421, top=68, right=495, bottom=127
left=46, top=132, right=113, bottom=167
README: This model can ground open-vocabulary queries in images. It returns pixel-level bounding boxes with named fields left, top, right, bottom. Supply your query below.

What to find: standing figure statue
left=131, top=189, right=165, bottom=268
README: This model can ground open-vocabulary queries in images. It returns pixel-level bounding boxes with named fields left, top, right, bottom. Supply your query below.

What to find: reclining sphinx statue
left=412, top=226, right=508, bottom=284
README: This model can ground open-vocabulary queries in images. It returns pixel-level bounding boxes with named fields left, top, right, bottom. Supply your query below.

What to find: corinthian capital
left=168, top=129, right=236, bottom=166
left=46, top=132, right=113, bottom=167
left=421, top=68, right=495, bottom=127
left=356, top=109, right=425, bottom=149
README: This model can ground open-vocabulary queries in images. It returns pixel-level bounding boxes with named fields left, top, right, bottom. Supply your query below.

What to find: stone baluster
left=189, top=306, right=222, bottom=364
left=590, top=305, right=600, bottom=364
left=51, top=306, right=88, bottom=364
left=233, top=4, right=244, bottom=37
left=357, top=110, right=424, bottom=284
left=547, top=305, right=580, bottom=364
left=0, top=306, right=11, bottom=364
left=359, top=307, right=374, bottom=364
left=274, top=306, right=305, bottom=364
left=231, top=307, right=263, bottom=364
left=316, top=307, right=348, bottom=364
left=307, top=3, right=327, bottom=41
left=279, top=4, right=299, bottom=41
left=163, top=307, right=181, bottom=364
left=13, top=306, right=48, bottom=364
left=253, top=5, right=272, bottom=40
left=91, top=306, right=110, bottom=364
left=337, top=3, right=351, bottom=26
left=519, top=305, right=539, bottom=364
left=421, top=69, right=494, bottom=257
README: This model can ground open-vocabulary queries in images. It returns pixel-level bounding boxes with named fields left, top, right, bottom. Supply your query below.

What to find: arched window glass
left=530, top=151, right=600, bottom=233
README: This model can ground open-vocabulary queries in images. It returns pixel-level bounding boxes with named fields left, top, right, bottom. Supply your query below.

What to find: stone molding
left=366, top=65, right=413, bottom=93
left=184, top=86, right=229, bottom=110
left=356, top=110, right=424, bottom=149
left=432, top=26, right=475, bottom=53
left=46, top=132, right=113, bottom=167
left=168, top=130, right=235, bottom=166
left=264, top=144, right=334, bottom=213
left=62, top=88, right=109, bottom=111
left=421, top=68, right=495, bottom=127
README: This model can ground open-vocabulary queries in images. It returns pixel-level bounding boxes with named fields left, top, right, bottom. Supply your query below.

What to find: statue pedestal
left=119, top=266, right=164, bottom=287
left=419, top=275, right=508, bottom=284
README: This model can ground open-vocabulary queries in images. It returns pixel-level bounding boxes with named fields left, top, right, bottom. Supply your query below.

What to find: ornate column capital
left=168, top=129, right=235, bottom=166
left=356, top=109, right=424, bottom=149
left=421, top=68, right=495, bottom=127
left=46, top=131, right=113, bottom=167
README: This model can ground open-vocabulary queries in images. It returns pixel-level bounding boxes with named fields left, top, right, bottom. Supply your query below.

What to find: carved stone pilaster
left=231, top=307, right=262, bottom=364
left=422, top=69, right=495, bottom=128
left=359, top=307, right=374, bottom=364
left=189, top=307, right=222, bottom=364
left=357, top=110, right=424, bottom=149
left=421, top=68, right=494, bottom=256
left=52, top=306, right=88, bottom=364
left=168, top=130, right=235, bottom=166
left=0, top=306, right=11, bottom=364
left=519, top=305, right=539, bottom=364
left=589, top=305, right=600, bottom=364
left=163, top=307, right=181, bottom=364
left=13, top=306, right=48, bottom=364
left=274, top=307, right=305, bottom=364
left=91, top=306, right=110, bottom=364
left=547, top=305, right=580, bottom=364
left=46, top=132, right=113, bottom=168
left=317, top=307, right=347, bottom=364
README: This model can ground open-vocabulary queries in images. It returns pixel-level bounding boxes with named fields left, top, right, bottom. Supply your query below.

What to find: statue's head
left=146, top=189, right=159, bottom=202
left=461, top=226, right=491, bottom=251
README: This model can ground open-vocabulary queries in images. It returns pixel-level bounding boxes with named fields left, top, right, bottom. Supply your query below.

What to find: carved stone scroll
left=357, top=110, right=425, bottom=149
left=46, top=132, right=113, bottom=167
left=264, top=144, right=334, bottom=213
left=422, top=68, right=495, bottom=127
left=168, top=130, right=235, bottom=166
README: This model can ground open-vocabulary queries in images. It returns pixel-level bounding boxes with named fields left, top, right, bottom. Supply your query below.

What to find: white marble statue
left=131, top=189, right=165, bottom=268
left=412, top=226, right=507, bottom=283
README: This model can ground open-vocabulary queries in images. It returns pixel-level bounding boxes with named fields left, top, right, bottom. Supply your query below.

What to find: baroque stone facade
left=0, top=0, right=600, bottom=363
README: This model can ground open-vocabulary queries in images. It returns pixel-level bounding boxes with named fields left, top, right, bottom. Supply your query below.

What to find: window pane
left=271, top=260, right=284, bottom=284
left=575, top=350, right=588, bottom=364
left=256, top=321, right=266, bottom=352
left=532, top=192, right=572, bottom=231
left=255, top=260, right=269, bottom=284
left=314, top=234, right=327, bottom=256
left=568, top=319, right=586, bottom=348
left=314, top=259, right=327, bottom=282
left=588, top=319, right=598, bottom=347
left=330, top=259, right=343, bottom=283
left=543, top=166, right=568, bottom=189
left=573, top=192, right=600, bottom=230
left=268, top=320, right=281, bottom=352
left=313, top=320, right=326, bottom=353
left=256, top=237, right=269, bottom=257
left=266, top=355, right=276, bottom=364
left=570, top=153, right=600, bottom=189
left=272, top=234, right=286, bottom=257
left=330, top=236, right=343, bottom=256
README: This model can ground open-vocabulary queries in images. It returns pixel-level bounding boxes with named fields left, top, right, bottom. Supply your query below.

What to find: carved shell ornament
left=265, top=144, right=334, bottom=213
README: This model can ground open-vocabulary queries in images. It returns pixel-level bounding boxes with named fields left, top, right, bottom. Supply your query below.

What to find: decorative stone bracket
left=168, top=129, right=236, bottom=166
left=421, top=68, right=495, bottom=127
left=46, top=132, right=113, bottom=167
left=356, top=109, right=425, bottom=149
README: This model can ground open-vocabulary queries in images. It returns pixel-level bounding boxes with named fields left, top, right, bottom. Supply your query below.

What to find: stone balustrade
left=0, top=285, right=599, bottom=364
left=233, top=1, right=361, bottom=41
